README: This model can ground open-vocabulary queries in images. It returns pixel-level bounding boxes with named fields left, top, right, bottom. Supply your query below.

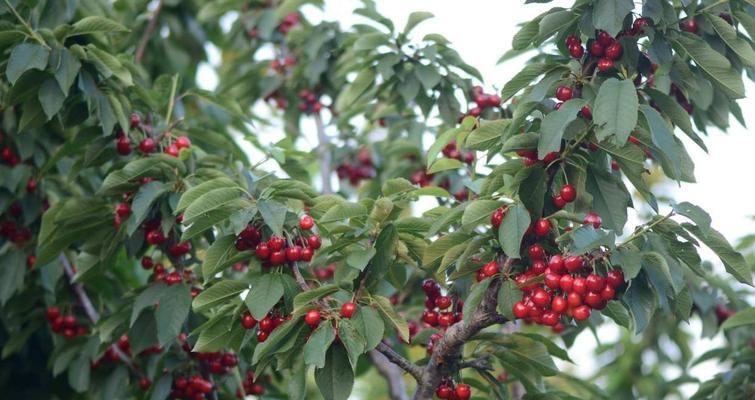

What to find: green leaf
left=643, top=88, right=705, bottom=152
left=427, top=127, right=460, bottom=163
left=335, top=69, right=375, bottom=112
left=69, top=16, right=128, bottom=37
left=293, top=284, right=338, bottom=313
left=422, top=231, right=471, bottom=269
left=534, top=10, right=577, bottom=45
left=466, top=119, right=510, bottom=150
left=602, top=301, right=631, bottom=330
left=461, top=200, right=503, bottom=231
left=6, top=43, right=50, bottom=85
left=202, top=235, right=240, bottom=281
left=193, top=280, right=248, bottom=312
left=585, top=165, right=630, bottom=232
left=501, top=63, right=550, bottom=102
left=315, top=345, right=354, bottom=400
left=403, top=11, right=434, bottom=34
left=53, top=48, right=81, bottom=96
left=252, top=319, right=304, bottom=364
left=151, top=375, right=172, bottom=400
left=683, top=224, right=752, bottom=285
left=127, top=181, right=168, bottom=236
left=672, top=33, right=745, bottom=98
left=193, top=316, right=234, bottom=353
left=593, top=0, right=634, bottom=36
left=707, top=14, right=755, bottom=67
left=570, top=225, right=615, bottom=255
left=624, top=276, right=657, bottom=333
left=353, top=32, right=390, bottom=51
left=720, top=307, right=755, bottom=330
left=427, top=158, right=465, bottom=174
left=184, top=187, right=244, bottom=224
left=538, top=98, right=586, bottom=158
left=176, top=177, right=238, bottom=212
left=98, top=155, right=186, bottom=195
left=304, top=323, right=336, bottom=368
left=338, top=320, right=366, bottom=368
left=639, top=105, right=687, bottom=181
left=68, top=355, right=91, bottom=392
left=512, top=17, right=541, bottom=50
left=155, top=284, right=191, bottom=346
left=611, top=248, right=642, bottom=280
left=498, top=203, right=530, bottom=258
left=131, top=284, right=166, bottom=326
left=594, top=78, right=638, bottom=145
left=38, top=78, right=65, bottom=120
left=497, top=279, right=520, bottom=320
left=516, top=166, right=547, bottom=219
left=257, top=199, right=288, bottom=236
left=381, top=178, right=415, bottom=196
left=414, top=64, right=441, bottom=91
left=462, top=278, right=492, bottom=323
left=245, top=274, right=285, bottom=320
left=367, top=224, right=399, bottom=286
left=346, top=247, right=376, bottom=271
left=501, top=132, right=539, bottom=153
left=372, top=295, right=409, bottom=343
left=672, top=202, right=711, bottom=233
left=352, top=307, right=384, bottom=350
left=320, top=202, right=368, bottom=223
left=499, top=334, right=558, bottom=376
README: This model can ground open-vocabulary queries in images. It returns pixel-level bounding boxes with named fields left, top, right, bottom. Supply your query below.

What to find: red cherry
left=256, top=330, right=269, bottom=342
left=139, top=377, right=151, bottom=391
left=580, top=105, right=593, bottom=119
left=115, top=202, right=131, bottom=218
left=548, top=255, right=565, bottom=274
left=175, top=136, right=192, bottom=149
left=584, top=212, right=602, bottom=228
left=554, top=102, right=563, bottom=110
left=564, top=256, right=583, bottom=273
left=513, top=301, right=529, bottom=319
left=422, top=279, right=440, bottom=296
left=62, top=315, right=76, bottom=328
left=680, top=18, right=699, bottom=33
left=541, top=151, right=559, bottom=164
left=436, top=385, right=453, bottom=399
left=566, top=35, right=581, bottom=46
left=552, top=195, right=567, bottom=209
left=259, top=317, right=274, bottom=333
left=601, top=285, right=616, bottom=300
left=269, top=251, right=286, bottom=266
left=528, top=244, right=546, bottom=261
left=130, top=112, right=141, bottom=128
left=482, top=261, right=499, bottom=277
left=584, top=291, right=603, bottom=308
left=629, top=136, right=641, bottom=145
left=573, top=305, right=591, bottom=321
left=569, top=44, right=584, bottom=58
left=26, top=178, right=37, bottom=193
left=530, top=260, right=546, bottom=275
left=586, top=274, right=606, bottom=292
left=164, top=144, right=180, bottom=157
left=597, top=58, right=614, bottom=72
left=141, top=256, right=154, bottom=269
left=516, top=149, right=537, bottom=159
left=241, top=312, right=257, bottom=329
left=340, top=302, right=357, bottom=318
left=46, top=306, right=60, bottom=321
left=606, top=270, right=625, bottom=288
left=455, top=383, right=471, bottom=400
left=307, top=235, right=322, bottom=249
left=138, top=138, right=156, bottom=154
left=285, top=246, right=302, bottom=262
left=633, top=17, right=650, bottom=31
left=145, top=229, right=166, bottom=245
left=596, top=31, right=613, bottom=46
left=560, top=274, right=575, bottom=292
left=572, top=277, right=587, bottom=295
left=299, top=215, right=314, bottom=230
left=304, top=310, right=321, bottom=326
left=560, top=184, right=577, bottom=202
left=300, top=247, right=314, bottom=262
left=164, top=271, right=182, bottom=285
left=221, top=352, right=238, bottom=367
left=555, top=86, right=573, bottom=101
left=422, top=310, right=439, bottom=326
left=435, top=296, right=452, bottom=310
left=268, top=236, right=285, bottom=251
left=116, top=136, right=132, bottom=155
left=605, top=42, right=623, bottom=60
left=589, top=42, right=605, bottom=57
left=544, top=273, right=561, bottom=290
left=255, top=243, right=270, bottom=260
left=490, top=208, right=504, bottom=229
left=567, top=292, right=582, bottom=307
left=541, top=311, right=559, bottom=326
left=534, top=218, right=551, bottom=237
left=552, top=296, right=568, bottom=313
left=532, top=289, right=551, bottom=308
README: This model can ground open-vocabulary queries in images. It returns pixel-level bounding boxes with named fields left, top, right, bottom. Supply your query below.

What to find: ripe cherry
left=534, top=218, right=551, bottom=237
left=491, top=208, right=504, bottom=229
left=532, top=288, right=551, bottom=307
left=584, top=212, right=602, bottom=228
left=572, top=277, right=587, bottom=295
left=482, top=261, right=499, bottom=277
left=141, top=256, right=154, bottom=269
left=422, top=279, right=440, bottom=297
left=62, top=315, right=76, bottom=329
left=544, top=273, right=561, bottom=289
left=560, top=184, right=577, bottom=202
left=422, top=310, right=439, bottom=326
left=340, top=302, right=357, bottom=318
left=548, top=255, right=565, bottom=274
left=541, top=311, right=559, bottom=326
left=300, top=247, right=314, bottom=261
left=259, top=317, right=274, bottom=333
left=580, top=105, right=593, bottom=119
left=270, top=251, right=286, bottom=266
left=175, top=136, right=191, bottom=149
left=589, top=41, right=604, bottom=57
left=46, top=306, right=60, bottom=321
left=139, top=377, right=151, bottom=391
left=552, top=195, right=567, bottom=209
left=606, top=269, right=624, bottom=288
left=513, top=302, right=529, bottom=319
left=680, top=18, right=699, bottom=33
left=116, top=136, right=131, bottom=155
left=528, top=244, right=545, bottom=261
left=601, top=285, right=616, bottom=300
left=567, top=292, right=583, bottom=307
left=255, top=243, right=271, bottom=259
left=586, top=274, right=606, bottom=292
left=304, top=310, right=321, bottom=326
left=435, top=296, right=452, bottom=310
left=436, top=385, right=453, bottom=399
left=241, top=312, right=257, bottom=329
left=130, top=112, right=141, bottom=128
left=541, top=151, right=559, bottom=164
left=597, top=58, right=614, bottom=72
left=566, top=35, right=581, bottom=46
left=307, top=235, right=322, bottom=249
left=584, top=291, right=603, bottom=308
left=596, top=31, right=613, bottom=46
left=564, top=255, right=583, bottom=272
left=164, top=144, right=179, bottom=157
left=115, top=202, right=131, bottom=218
left=455, top=384, right=471, bottom=400
left=530, top=260, right=546, bottom=275
left=573, top=305, right=591, bottom=321
left=285, top=246, right=302, bottom=262
left=146, top=229, right=166, bottom=245
left=138, top=138, right=156, bottom=154
left=165, top=271, right=182, bottom=285
left=560, top=274, right=574, bottom=292
left=552, top=296, right=568, bottom=313
left=605, top=42, right=623, bottom=60
left=568, top=44, right=584, bottom=58
left=268, top=236, right=285, bottom=251
left=299, top=215, right=314, bottom=230
left=555, top=86, right=573, bottom=101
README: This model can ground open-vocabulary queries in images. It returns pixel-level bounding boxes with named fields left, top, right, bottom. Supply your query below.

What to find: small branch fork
left=372, top=260, right=512, bottom=400
left=135, top=0, right=165, bottom=64
left=59, top=254, right=142, bottom=378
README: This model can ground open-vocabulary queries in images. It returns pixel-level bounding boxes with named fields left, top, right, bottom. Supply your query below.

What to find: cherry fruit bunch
left=235, top=214, right=321, bottom=266
left=336, top=147, right=376, bottom=187
left=115, top=112, right=192, bottom=158
left=44, top=306, right=88, bottom=340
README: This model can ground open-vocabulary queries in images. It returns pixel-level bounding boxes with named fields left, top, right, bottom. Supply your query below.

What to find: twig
left=134, top=0, right=165, bottom=64
left=369, top=349, right=410, bottom=400
left=59, top=254, right=142, bottom=377
left=374, top=342, right=423, bottom=382
left=314, top=113, right=333, bottom=194
left=3, top=0, right=49, bottom=48
left=458, top=356, right=494, bottom=372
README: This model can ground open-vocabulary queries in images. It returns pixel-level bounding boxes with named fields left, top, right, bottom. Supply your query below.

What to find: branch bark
left=134, top=0, right=165, bottom=64
left=313, top=112, right=332, bottom=194
left=369, top=349, right=410, bottom=400
left=374, top=342, right=423, bottom=382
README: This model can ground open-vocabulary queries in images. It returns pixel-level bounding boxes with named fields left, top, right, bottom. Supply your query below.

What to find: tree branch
left=313, top=112, right=332, bottom=194
left=134, top=0, right=165, bottom=64
left=374, top=342, right=423, bottom=382
left=59, top=254, right=143, bottom=377
left=369, top=349, right=410, bottom=400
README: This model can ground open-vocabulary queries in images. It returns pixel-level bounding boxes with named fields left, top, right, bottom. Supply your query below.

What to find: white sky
left=200, top=1, right=755, bottom=395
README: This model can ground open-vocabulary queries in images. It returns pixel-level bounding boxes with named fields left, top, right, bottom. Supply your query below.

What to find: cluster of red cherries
left=435, top=381, right=472, bottom=400
left=336, top=148, right=376, bottom=186
left=45, top=306, right=87, bottom=339
left=269, top=54, right=296, bottom=73
left=313, top=262, right=337, bottom=280
left=115, top=113, right=192, bottom=157
left=235, top=215, right=322, bottom=266
left=420, top=279, right=463, bottom=351
left=92, top=334, right=161, bottom=370
left=441, top=140, right=475, bottom=166
left=241, top=310, right=291, bottom=343
left=297, top=89, right=324, bottom=114
left=236, top=370, right=267, bottom=397
left=464, top=85, right=502, bottom=118
left=0, top=203, right=33, bottom=248
left=169, top=374, right=215, bottom=399
left=195, top=350, right=239, bottom=375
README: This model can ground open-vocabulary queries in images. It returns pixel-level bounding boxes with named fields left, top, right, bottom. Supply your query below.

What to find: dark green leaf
left=315, top=345, right=354, bottom=400
left=245, top=274, right=285, bottom=320
left=594, top=78, right=638, bottom=145
left=498, top=203, right=530, bottom=259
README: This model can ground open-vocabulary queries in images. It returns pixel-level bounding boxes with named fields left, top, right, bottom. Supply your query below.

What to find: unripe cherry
left=340, top=302, right=357, bottom=318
